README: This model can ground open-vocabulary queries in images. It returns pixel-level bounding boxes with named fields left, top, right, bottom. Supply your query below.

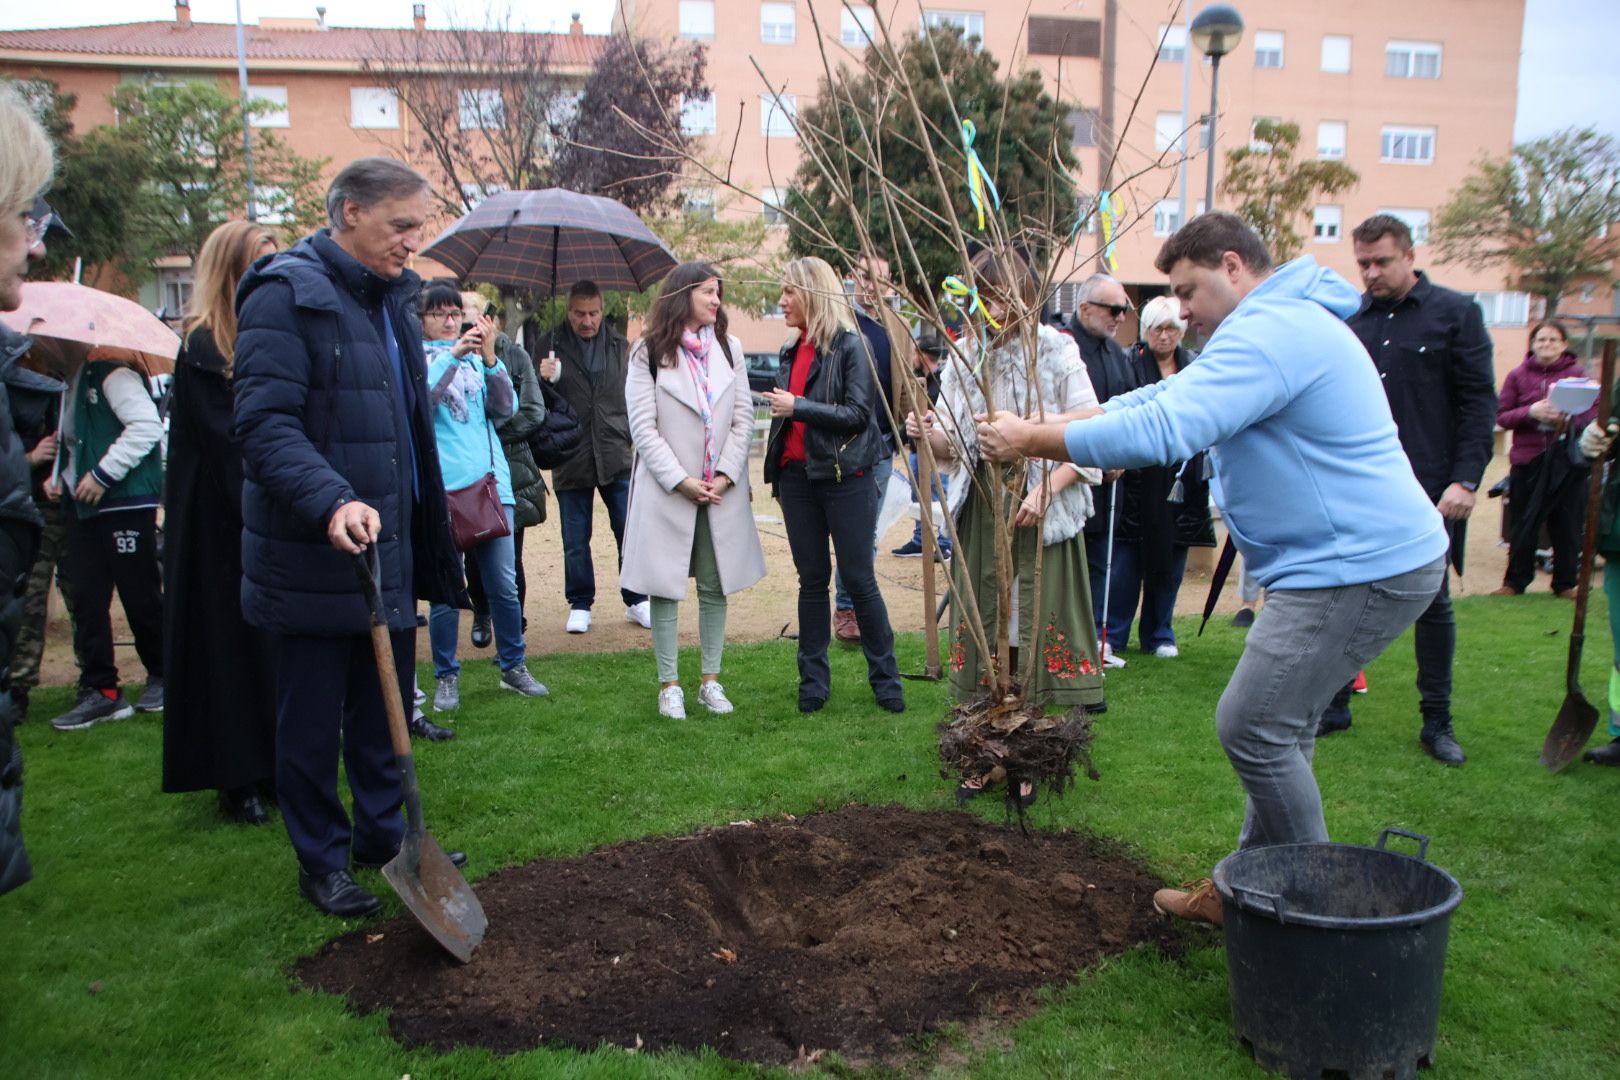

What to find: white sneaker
left=697, top=681, right=734, bottom=714
left=565, top=609, right=592, bottom=634
left=625, top=600, right=652, bottom=629
left=1154, top=644, right=1180, bottom=658
left=658, top=685, right=686, bottom=719
left=1102, top=643, right=1128, bottom=669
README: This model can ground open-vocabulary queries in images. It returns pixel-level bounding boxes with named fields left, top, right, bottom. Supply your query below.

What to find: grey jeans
left=1217, top=556, right=1446, bottom=849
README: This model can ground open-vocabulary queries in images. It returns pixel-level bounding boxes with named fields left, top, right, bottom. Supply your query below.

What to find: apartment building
left=0, top=2, right=600, bottom=311
left=617, top=0, right=1535, bottom=369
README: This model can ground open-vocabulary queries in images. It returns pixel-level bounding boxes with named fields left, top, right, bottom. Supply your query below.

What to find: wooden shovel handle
left=1568, top=341, right=1617, bottom=684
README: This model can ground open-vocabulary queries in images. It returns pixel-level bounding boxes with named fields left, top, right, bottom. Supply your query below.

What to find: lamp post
left=1191, top=4, right=1244, bottom=214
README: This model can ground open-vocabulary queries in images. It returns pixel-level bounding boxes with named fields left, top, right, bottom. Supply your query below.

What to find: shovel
left=354, top=549, right=488, bottom=961
left=1541, top=341, right=1616, bottom=772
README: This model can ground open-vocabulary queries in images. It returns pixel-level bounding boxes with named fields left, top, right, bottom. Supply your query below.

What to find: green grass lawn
left=4, top=591, right=1618, bottom=1078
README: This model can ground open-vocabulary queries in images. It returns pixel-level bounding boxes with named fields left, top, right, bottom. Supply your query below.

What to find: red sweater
left=778, top=337, right=816, bottom=466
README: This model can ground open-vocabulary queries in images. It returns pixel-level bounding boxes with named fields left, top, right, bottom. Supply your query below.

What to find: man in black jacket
left=1317, top=214, right=1497, bottom=765
left=535, top=281, right=648, bottom=635
left=234, top=158, right=469, bottom=916
left=1067, top=273, right=1141, bottom=663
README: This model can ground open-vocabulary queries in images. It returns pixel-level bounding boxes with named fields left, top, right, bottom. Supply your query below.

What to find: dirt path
left=33, top=453, right=1522, bottom=688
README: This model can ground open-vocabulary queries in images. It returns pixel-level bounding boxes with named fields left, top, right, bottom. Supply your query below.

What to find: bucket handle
left=1376, top=828, right=1431, bottom=861
left=1228, top=883, right=1288, bottom=924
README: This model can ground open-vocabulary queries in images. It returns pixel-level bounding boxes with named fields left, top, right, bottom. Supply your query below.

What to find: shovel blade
left=1541, top=691, right=1601, bottom=772
left=382, top=829, right=488, bottom=963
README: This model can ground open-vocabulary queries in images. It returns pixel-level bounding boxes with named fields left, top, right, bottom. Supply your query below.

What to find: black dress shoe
left=1584, top=738, right=1620, bottom=766
left=1420, top=723, right=1467, bottom=766
left=876, top=696, right=906, bottom=714
left=353, top=847, right=468, bottom=871
left=219, top=786, right=271, bottom=825
left=299, top=869, right=382, bottom=917
left=470, top=609, right=493, bottom=649
left=408, top=710, right=456, bottom=742
left=1316, top=710, right=1352, bottom=738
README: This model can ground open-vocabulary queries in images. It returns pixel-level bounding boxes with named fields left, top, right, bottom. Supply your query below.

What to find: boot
left=1584, top=738, right=1620, bottom=766
left=1420, top=716, right=1466, bottom=766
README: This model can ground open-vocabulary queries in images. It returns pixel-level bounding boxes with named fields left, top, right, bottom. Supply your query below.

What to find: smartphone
left=460, top=320, right=476, bottom=337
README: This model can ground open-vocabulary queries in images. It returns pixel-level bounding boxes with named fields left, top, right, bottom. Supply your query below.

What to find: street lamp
left=1191, top=4, right=1244, bottom=214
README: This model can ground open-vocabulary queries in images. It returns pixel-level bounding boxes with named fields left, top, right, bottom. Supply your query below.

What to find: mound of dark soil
left=297, top=805, right=1182, bottom=1067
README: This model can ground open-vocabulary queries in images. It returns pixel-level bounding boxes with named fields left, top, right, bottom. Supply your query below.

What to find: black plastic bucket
left=1211, top=829, right=1463, bottom=1080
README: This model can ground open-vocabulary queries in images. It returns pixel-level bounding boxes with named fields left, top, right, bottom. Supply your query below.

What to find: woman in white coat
left=620, top=262, right=766, bottom=718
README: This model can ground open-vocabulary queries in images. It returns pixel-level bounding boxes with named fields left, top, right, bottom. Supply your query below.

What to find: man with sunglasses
left=1067, top=273, right=1142, bottom=664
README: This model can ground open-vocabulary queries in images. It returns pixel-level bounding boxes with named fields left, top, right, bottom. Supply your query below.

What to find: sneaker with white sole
left=625, top=600, right=652, bottom=629
left=499, top=665, right=549, bottom=697
left=1153, top=644, right=1179, bottom=658
left=1102, top=643, right=1127, bottom=669
left=433, top=673, right=460, bottom=712
left=565, top=608, right=591, bottom=634
left=413, top=682, right=427, bottom=708
left=697, top=681, right=734, bottom=714
left=51, top=689, right=135, bottom=731
left=658, top=685, right=686, bottom=719
left=135, top=678, right=165, bottom=712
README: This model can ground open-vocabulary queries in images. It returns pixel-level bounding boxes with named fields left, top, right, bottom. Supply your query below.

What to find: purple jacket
left=1497, top=350, right=1597, bottom=465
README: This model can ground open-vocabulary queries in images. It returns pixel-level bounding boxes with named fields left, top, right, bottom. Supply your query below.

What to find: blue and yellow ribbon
left=960, top=119, right=1001, bottom=231
left=1097, top=189, right=1124, bottom=271
left=942, top=275, right=1002, bottom=331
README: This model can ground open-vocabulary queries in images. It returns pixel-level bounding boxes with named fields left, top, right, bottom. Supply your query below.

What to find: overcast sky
left=4, top=0, right=1614, bottom=142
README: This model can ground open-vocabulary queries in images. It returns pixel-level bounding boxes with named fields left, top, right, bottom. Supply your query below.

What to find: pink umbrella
left=0, top=281, right=180, bottom=376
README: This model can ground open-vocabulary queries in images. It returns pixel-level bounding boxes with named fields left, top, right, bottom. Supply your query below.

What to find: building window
left=1249, top=116, right=1280, bottom=151
left=679, top=0, right=715, bottom=40
left=1153, top=200, right=1182, bottom=237
left=1157, top=23, right=1187, bottom=62
left=1254, top=30, right=1284, bottom=69
left=841, top=5, right=875, bottom=47
left=248, top=184, right=289, bottom=225
left=459, top=181, right=506, bottom=209
left=349, top=86, right=399, bottom=129
left=1313, top=206, right=1343, bottom=242
left=682, top=186, right=715, bottom=220
left=1067, top=108, right=1099, bottom=148
left=1320, top=35, right=1351, bottom=73
left=159, top=269, right=193, bottom=317
left=760, top=2, right=796, bottom=44
left=681, top=95, right=716, bottom=136
left=1475, top=291, right=1530, bottom=327
left=1155, top=110, right=1187, bottom=154
left=1379, top=207, right=1431, bottom=245
left=458, top=88, right=504, bottom=130
left=923, top=10, right=985, bottom=41
left=1317, top=121, right=1347, bottom=160
left=1386, top=40, right=1442, bottom=79
left=1380, top=126, right=1435, bottom=164
left=246, top=85, right=289, bottom=128
left=762, top=186, right=788, bottom=226
left=761, top=94, right=797, bottom=137
left=1581, top=282, right=1598, bottom=304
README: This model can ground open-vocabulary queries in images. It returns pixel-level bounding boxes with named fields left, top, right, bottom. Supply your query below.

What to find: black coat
left=1116, top=343, right=1215, bottom=587
left=535, top=321, right=633, bottom=491
left=1068, top=321, right=1143, bottom=536
left=161, top=328, right=275, bottom=794
left=234, top=231, right=466, bottom=635
left=763, top=328, right=886, bottom=487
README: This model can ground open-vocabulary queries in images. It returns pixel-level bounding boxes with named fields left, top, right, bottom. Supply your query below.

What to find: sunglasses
left=1085, top=301, right=1132, bottom=318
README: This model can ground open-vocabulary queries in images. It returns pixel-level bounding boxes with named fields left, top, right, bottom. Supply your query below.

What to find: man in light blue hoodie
left=977, top=214, right=1448, bottom=926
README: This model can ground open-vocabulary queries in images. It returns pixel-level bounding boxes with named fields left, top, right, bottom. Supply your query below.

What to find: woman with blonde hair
left=161, top=219, right=281, bottom=824
left=762, top=256, right=902, bottom=713
left=620, top=262, right=765, bottom=718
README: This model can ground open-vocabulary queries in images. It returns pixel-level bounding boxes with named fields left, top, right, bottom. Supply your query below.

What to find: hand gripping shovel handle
left=353, top=548, right=423, bottom=866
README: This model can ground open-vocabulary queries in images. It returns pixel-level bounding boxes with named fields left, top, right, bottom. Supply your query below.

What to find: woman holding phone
left=762, top=256, right=903, bottom=714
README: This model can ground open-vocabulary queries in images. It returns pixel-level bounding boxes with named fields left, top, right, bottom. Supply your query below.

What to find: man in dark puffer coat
left=233, top=158, right=467, bottom=918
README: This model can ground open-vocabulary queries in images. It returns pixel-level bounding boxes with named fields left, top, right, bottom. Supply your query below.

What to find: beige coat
left=619, top=333, right=766, bottom=600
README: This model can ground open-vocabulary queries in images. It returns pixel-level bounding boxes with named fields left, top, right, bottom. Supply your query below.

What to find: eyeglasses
left=424, top=308, right=463, bottom=321
left=1085, top=301, right=1132, bottom=318
left=23, top=214, right=47, bottom=247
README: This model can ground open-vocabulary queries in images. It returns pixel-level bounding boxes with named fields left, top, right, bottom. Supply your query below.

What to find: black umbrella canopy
left=420, top=188, right=678, bottom=296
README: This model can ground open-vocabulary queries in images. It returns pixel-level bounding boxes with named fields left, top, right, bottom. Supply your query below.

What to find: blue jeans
left=430, top=506, right=524, bottom=676
left=1216, top=556, right=1446, bottom=849
left=834, top=454, right=892, bottom=610
left=556, top=478, right=643, bottom=611
left=1104, top=543, right=1189, bottom=651
left=905, top=451, right=951, bottom=548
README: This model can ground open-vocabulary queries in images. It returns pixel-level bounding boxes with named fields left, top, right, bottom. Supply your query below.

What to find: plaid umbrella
left=0, top=281, right=179, bottom=376
left=420, top=188, right=678, bottom=296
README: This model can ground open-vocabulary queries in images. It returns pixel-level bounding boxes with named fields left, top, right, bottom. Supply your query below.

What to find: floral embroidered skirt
left=947, top=479, right=1104, bottom=709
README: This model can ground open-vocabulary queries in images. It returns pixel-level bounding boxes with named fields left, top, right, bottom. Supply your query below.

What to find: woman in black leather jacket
left=762, top=256, right=903, bottom=713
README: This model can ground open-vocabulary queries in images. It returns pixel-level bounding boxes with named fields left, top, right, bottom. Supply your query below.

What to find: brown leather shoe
left=1488, top=586, right=1520, bottom=596
left=1152, top=878, right=1224, bottom=927
left=834, top=608, right=861, bottom=644
left=1556, top=588, right=1579, bottom=600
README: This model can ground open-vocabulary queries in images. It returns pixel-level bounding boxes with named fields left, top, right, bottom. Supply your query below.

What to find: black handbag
left=529, top=379, right=583, bottom=469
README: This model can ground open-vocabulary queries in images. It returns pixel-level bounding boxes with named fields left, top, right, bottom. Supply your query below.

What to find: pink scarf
left=680, top=328, right=718, bottom=483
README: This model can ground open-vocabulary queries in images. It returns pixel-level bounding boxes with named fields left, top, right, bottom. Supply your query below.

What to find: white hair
left=1139, top=295, right=1186, bottom=332
left=1076, top=272, right=1123, bottom=305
